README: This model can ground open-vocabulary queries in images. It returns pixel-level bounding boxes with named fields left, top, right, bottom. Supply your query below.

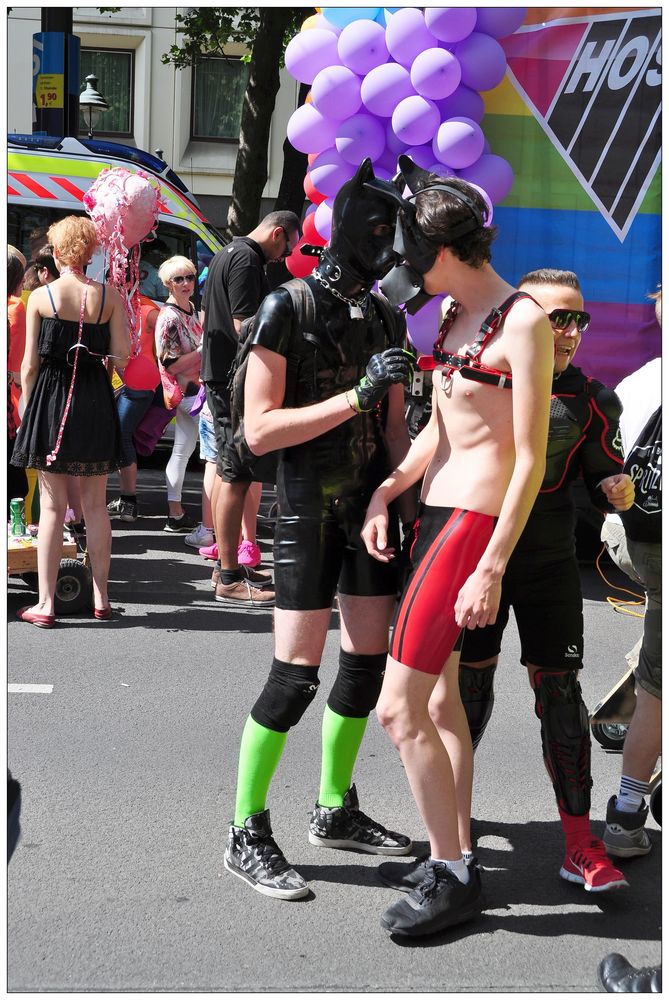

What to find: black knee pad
left=251, top=658, right=320, bottom=733
left=327, top=650, right=387, bottom=718
left=459, top=663, right=496, bottom=751
left=533, top=670, right=592, bottom=816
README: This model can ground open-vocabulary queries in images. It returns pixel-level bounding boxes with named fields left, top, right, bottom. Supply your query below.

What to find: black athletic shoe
left=380, top=861, right=484, bottom=938
left=164, top=513, right=196, bottom=533
left=309, top=784, right=412, bottom=856
left=224, top=809, right=308, bottom=900
left=378, top=853, right=480, bottom=892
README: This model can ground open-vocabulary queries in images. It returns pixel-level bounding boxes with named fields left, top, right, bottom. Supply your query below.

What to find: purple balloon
left=427, top=162, right=455, bottom=177
left=432, top=116, right=484, bottom=169
left=311, top=65, right=362, bottom=121
left=410, top=48, right=461, bottom=101
left=475, top=8, right=527, bottom=39
left=287, top=104, right=339, bottom=154
left=375, top=147, right=399, bottom=174
left=361, top=62, right=415, bottom=117
left=313, top=13, right=341, bottom=35
left=314, top=197, right=335, bottom=241
left=466, top=182, right=494, bottom=227
left=425, top=8, right=478, bottom=43
left=459, top=154, right=514, bottom=204
left=338, top=19, right=389, bottom=75
left=336, top=113, right=386, bottom=165
left=385, top=118, right=407, bottom=155
left=406, top=295, right=445, bottom=354
left=310, top=148, right=356, bottom=196
left=453, top=33, right=508, bottom=91
left=403, top=144, right=436, bottom=169
left=435, top=84, right=485, bottom=124
left=385, top=8, right=437, bottom=67
left=392, top=95, right=441, bottom=146
left=285, top=29, right=341, bottom=85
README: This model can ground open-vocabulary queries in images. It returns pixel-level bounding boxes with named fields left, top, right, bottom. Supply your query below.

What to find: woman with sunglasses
left=155, top=256, right=203, bottom=532
left=11, top=215, right=129, bottom=627
left=450, top=269, right=635, bottom=891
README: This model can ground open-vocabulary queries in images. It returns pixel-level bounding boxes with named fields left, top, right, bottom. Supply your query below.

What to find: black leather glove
left=352, top=348, right=415, bottom=413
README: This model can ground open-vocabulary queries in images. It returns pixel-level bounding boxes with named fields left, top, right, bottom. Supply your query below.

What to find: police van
left=7, top=133, right=226, bottom=301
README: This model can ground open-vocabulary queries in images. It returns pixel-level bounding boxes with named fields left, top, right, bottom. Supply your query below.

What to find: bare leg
left=201, top=460, right=217, bottom=530
left=119, top=463, right=138, bottom=495
left=377, top=654, right=462, bottom=860
left=240, top=481, right=262, bottom=545
left=215, top=479, right=250, bottom=571
left=428, top=655, right=473, bottom=853
left=33, top=472, right=69, bottom=616
left=80, top=474, right=112, bottom=611
left=274, top=607, right=333, bottom=664
left=621, top=686, right=662, bottom=783
left=66, top=475, right=83, bottom=521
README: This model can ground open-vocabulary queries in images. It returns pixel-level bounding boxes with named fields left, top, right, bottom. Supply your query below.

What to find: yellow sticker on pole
left=35, top=74, right=64, bottom=109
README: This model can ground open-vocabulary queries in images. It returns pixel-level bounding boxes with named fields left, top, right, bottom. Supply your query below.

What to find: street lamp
left=79, top=74, right=109, bottom=138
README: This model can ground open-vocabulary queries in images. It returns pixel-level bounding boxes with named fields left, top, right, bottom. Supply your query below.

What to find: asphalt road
left=7, top=468, right=661, bottom=993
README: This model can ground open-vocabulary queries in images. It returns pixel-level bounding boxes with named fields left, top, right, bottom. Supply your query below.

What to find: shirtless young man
left=361, top=158, right=555, bottom=937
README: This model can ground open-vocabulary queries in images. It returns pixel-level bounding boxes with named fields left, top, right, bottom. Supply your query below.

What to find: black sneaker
left=107, top=498, right=138, bottom=522
left=309, top=784, right=411, bottom=856
left=380, top=861, right=484, bottom=937
left=378, top=853, right=480, bottom=892
left=224, top=809, right=308, bottom=900
left=164, top=513, right=196, bottom=533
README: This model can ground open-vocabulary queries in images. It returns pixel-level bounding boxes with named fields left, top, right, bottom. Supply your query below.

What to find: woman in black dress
left=12, top=215, right=130, bottom=626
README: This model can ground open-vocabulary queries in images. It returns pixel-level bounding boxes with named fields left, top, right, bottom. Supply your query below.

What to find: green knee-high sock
left=318, top=705, right=369, bottom=808
left=233, top=716, right=287, bottom=827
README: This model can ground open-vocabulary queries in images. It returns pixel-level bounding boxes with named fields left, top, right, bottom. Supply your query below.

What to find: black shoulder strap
left=96, top=283, right=107, bottom=325
left=466, top=291, right=535, bottom=361
left=45, top=283, right=58, bottom=317
left=370, top=290, right=401, bottom=344
left=280, top=278, right=316, bottom=408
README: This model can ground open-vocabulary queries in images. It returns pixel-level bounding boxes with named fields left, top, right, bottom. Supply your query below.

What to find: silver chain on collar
left=313, top=267, right=369, bottom=311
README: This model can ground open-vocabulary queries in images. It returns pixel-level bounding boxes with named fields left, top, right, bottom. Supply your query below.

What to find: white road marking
left=8, top=684, right=53, bottom=694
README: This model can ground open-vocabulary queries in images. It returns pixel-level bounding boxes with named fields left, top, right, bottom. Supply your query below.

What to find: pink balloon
left=453, top=33, right=508, bottom=91
left=311, top=65, right=362, bottom=121
left=286, top=240, right=318, bottom=278
left=385, top=8, right=437, bottom=67
left=459, top=154, right=514, bottom=204
left=285, top=29, right=341, bottom=85
left=403, top=144, right=438, bottom=169
left=475, top=8, right=527, bottom=39
left=310, top=148, right=356, bottom=196
left=336, top=112, right=386, bottom=164
left=361, top=62, right=414, bottom=117
left=432, top=116, right=484, bottom=169
left=406, top=295, right=445, bottom=354
left=338, top=19, right=389, bottom=75
left=424, top=8, right=477, bottom=43
left=287, top=104, right=339, bottom=154
left=314, top=197, right=335, bottom=241
left=392, top=96, right=440, bottom=146
left=435, top=85, right=485, bottom=124
left=410, top=48, right=461, bottom=101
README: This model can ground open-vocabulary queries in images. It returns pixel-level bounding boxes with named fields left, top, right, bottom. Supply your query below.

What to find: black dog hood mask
left=315, top=158, right=405, bottom=298
left=375, top=154, right=485, bottom=314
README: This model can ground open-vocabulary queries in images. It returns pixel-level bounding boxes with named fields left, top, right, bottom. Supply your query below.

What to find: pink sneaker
left=199, top=542, right=219, bottom=561
left=238, top=540, right=261, bottom=567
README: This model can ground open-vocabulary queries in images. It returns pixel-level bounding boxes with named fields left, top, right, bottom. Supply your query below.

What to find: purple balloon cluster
left=285, top=6, right=527, bottom=351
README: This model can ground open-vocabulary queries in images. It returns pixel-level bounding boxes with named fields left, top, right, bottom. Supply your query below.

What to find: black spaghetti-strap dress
left=11, top=284, right=121, bottom=475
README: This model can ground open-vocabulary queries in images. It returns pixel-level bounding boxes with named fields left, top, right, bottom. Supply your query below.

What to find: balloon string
left=46, top=278, right=91, bottom=467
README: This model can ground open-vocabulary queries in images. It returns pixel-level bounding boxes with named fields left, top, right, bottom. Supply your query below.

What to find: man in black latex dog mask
left=224, top=159, right=417, bottom=900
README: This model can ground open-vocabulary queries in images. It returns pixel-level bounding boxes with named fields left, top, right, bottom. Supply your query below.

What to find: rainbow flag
left=486, top=6, right=661, bottom=387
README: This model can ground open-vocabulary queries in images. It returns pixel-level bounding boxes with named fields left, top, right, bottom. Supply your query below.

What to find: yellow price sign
left=36, top=74, right=64, bottom=109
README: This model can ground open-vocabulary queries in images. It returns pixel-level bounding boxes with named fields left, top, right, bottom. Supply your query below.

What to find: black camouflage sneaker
left=107, top=497, right=138, bottom=522
left=308, top=784, right=412, bottom=855
left=380, top=861, right=484, bottom=937
left=224, top=809, right=309, bottom=900
left=378, top=852, right=480, bottom=892
left=603, top=795, right=652, bottom=857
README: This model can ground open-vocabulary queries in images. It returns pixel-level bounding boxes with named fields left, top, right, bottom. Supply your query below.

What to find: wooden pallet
left=7, top=529, right=77, bottom=575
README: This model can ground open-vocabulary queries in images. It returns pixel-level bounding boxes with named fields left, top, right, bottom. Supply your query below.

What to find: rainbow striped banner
left=487, top=6, right=661, bottom=387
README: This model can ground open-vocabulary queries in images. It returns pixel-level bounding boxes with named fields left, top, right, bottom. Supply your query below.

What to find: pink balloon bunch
left=284, top=6, right=525, bottom=318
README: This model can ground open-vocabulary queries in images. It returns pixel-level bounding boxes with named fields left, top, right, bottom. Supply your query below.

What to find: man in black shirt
left=201, top=211, right=301, bottom=607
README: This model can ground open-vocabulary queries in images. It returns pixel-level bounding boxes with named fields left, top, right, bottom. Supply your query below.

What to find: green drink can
left=10, top=498, right=26, bottom=537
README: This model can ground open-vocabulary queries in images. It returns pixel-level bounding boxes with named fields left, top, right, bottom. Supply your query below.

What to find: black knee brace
left=251, top=658, right=320, bottom=733
left=533, top=670, right=592, bottom=816
left=327, top=650, right=387, bottom=718
left=459, top=663, right=496, bottom=751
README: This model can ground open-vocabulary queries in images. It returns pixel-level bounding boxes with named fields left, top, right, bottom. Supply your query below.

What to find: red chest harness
left=417, top=291, right=535, bottom=390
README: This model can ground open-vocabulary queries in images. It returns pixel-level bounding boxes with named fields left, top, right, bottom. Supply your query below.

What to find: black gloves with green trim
left=351, top=348, right=416, bottom=413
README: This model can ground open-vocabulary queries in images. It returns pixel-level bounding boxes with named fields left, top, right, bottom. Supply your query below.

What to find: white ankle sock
left=616, top=775, right=650, bottom=813
left=432, top=856, right=470, bottom=884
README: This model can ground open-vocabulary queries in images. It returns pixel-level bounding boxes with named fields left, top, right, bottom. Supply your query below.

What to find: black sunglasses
left=548, top=308, right=591, bottom=333
left=172, top=273, right=196, bottom=284
left=279, top=227, right=297, bottom=258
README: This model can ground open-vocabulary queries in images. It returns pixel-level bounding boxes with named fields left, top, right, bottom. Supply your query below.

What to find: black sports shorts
left=459, top=549, right=584, bottom=670
left=273, top=490, right=399, bottom=610
left=205, top=380, right=274, bottom=484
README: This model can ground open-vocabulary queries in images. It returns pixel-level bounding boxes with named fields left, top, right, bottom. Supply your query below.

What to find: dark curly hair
left=414, top=175, right=497, bottom=268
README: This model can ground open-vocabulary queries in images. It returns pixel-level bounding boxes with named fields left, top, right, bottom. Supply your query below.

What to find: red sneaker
left=560, top=838, right=629, bottom=892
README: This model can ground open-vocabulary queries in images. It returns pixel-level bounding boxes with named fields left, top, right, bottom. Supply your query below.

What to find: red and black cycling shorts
left=390, top=504, right=496, bottom=675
